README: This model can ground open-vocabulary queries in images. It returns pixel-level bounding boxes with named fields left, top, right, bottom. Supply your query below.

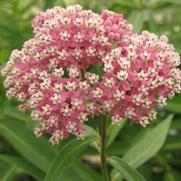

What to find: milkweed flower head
left=90, top=31, right=181, bottom=126
left=1, top=5, right=133, bottom=144
left=1, top=5, right=180, bottom=144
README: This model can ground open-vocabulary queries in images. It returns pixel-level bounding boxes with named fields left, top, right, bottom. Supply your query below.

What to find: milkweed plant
left=1, top=5, right=181, bottom=181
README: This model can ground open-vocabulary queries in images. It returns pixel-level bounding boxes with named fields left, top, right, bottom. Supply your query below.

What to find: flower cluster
left=32, top=8, right=111, bottom=68
left=90, top=31, right=181, bottom=126
left=1, top=5, right=181, bottom=144
left=1, top=5, right=132, bottom=144
left=31, top=5, right=132, bottom=68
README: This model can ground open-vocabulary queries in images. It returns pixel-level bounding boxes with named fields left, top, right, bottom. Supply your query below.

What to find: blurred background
left=0, top=0, right=181, bottom=180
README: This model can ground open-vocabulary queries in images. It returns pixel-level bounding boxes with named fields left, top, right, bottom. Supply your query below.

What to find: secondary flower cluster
left=1, top=5, right=181, bottom=144
left=90, top=32, right=181, bottom=126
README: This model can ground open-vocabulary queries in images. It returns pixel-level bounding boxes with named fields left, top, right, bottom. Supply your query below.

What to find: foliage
left=0, top=0, right=181, bottom=181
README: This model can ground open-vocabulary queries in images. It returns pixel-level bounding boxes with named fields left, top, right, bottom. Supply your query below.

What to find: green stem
left=100, top=117, right=109, bottom=181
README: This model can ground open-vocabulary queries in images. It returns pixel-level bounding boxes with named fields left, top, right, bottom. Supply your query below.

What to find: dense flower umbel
left=90, top=31, right=181, bottom=126
left=2, top=50, right=90, bottom=144
left=31, top=5, right=131, bottom=68
left=31, top=5, right=112, bottom=68
left=1, top=4, right=181, bottom=144
left=1, top=5, right=133, bottom=144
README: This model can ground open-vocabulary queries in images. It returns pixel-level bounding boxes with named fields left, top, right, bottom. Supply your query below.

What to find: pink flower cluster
left=31, top=5, right=132, bottom=68
left=90, top=32, right=181, bottom=126
left=1, top=5, right=181, bottom=144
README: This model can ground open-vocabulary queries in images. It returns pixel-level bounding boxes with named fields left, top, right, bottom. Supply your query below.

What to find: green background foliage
left=0, top=0, right=181, bottom=180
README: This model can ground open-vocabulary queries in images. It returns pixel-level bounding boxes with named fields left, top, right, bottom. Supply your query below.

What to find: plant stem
left=100, top=117, right=109, bottom=181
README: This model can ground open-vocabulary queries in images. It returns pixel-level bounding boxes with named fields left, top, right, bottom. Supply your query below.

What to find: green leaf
left=107, top=140, right=127, bottom=156
left=108, top=156, right=146, bottom=181
left=56, top=167, right=90, bottom=181
left=85, top=125, right=98, bottom=137
left=123, top=115, right=173, bottom=168
left=85, top=125, right=99, bottom=150
left=3, top=106, right=30, bottom=123
left=128, top=11, right=144, bottom=33
left=166, top=95, right=181, bottom=113
left=56, top=165, right=100, bottom=181
left=111, top=168, right=124, bottom=181
left=106, top=119, right=126, bottom=148
left=72, top=161, right=102, bottom=181
left=0, top=162, right=17, bottom=181
left=0, top=119, right=56, bottom=172
left=45, top=136, right=96, bottom=181
left=0, top=154, right=44, bottom=180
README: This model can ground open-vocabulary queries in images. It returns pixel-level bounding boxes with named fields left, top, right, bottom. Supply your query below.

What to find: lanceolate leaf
left=56, top=167, right=90, bottom=181
left=85, top=125, right=99, bottom=137
left=45, top=136, right=96, bottom=181
left=72, top=161, right=102, bottom=181
left=0, top=163, right=17, bottom=181
left=111, top=168, right=124, bottom=181
left=123, top=115, right=173, bottom=168
left=0, top=119, right=56, bottom=172
left=106, top=119, right=126, bottom=148
left=166, top=95, right=181, bottom=113
left=3, top=106, right=31, bottom=123
left=0, top=154, right=44, bottom=180
left=108, top=156, right=146, bottom=181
